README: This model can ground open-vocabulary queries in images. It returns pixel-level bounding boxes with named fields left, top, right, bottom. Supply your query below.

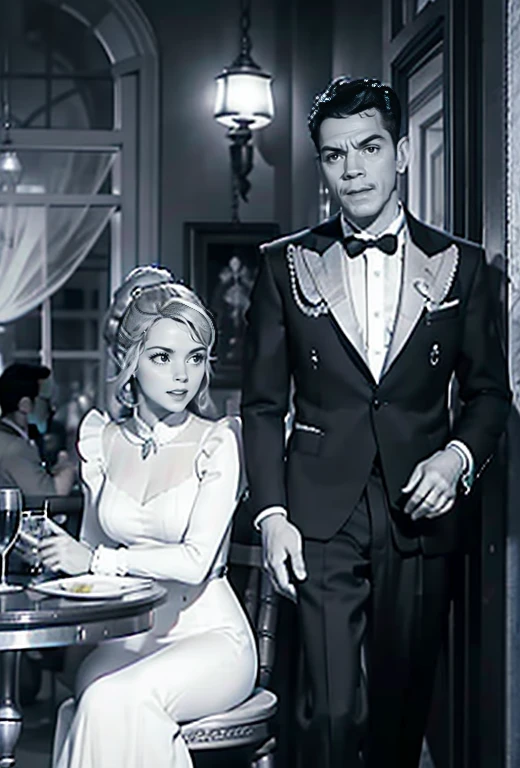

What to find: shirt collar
left=123, top=410, right=193, bottom=449
left=0, top=417, right=31, bottom=442
left=341, top=203, right=405, bottom=240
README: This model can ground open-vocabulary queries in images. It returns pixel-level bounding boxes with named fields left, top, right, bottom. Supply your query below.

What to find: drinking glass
left=0, top=488, right=23, bottom=593
left=15, top=501, right=52, bottom=580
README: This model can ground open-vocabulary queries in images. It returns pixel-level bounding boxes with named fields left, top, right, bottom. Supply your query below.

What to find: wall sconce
left=214, top=0, right=274, bottom=222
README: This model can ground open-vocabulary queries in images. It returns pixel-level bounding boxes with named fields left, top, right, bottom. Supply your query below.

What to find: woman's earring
left=120, top=376, right=138, bottom=409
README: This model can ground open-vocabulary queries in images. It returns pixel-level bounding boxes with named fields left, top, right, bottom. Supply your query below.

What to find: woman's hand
left=38, top=519, right=92, bottom=575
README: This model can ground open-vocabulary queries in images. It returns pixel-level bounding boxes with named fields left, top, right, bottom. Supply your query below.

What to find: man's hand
left=38, top=519, right=92, bottom=575
left=402, top=447, right=464, bottom=521
left=260, top=514, right=307, bottom=602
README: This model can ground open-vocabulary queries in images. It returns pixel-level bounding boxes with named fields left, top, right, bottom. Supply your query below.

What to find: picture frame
left=184, top=221, right=280, bottom=388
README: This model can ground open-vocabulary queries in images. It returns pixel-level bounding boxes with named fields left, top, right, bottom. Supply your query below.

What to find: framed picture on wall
left=184, top=221, right=280, bottom=388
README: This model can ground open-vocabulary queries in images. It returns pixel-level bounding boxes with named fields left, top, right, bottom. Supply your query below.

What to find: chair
left=180, top=537, right=279, bottom=767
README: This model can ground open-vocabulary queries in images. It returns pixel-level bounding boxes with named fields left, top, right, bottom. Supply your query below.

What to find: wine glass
left=0, top=488, right=23, bottom=593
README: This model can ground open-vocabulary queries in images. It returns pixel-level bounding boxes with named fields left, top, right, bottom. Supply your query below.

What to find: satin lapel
left=381, top=235, right=429, bottom=375
left=300, top=241, right=368, bottom=365
left=381, top=234, right=460, bottom=376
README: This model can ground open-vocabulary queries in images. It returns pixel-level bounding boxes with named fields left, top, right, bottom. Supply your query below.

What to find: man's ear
left=18, top=396, right=33, bottom=415
left=396, top=135, right=410, bottom=175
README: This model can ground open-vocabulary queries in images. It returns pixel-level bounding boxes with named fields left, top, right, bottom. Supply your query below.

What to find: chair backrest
left=228, top=492, right=278, bottom=689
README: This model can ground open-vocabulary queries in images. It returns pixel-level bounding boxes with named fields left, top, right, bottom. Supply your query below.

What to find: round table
left=0, top=580, right=167, bottom=767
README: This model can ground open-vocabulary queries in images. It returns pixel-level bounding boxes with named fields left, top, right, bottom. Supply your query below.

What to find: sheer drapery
left=0, top=150, right=116, bottom=323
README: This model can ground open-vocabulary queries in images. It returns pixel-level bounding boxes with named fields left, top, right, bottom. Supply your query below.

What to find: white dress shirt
left=341, top=207, right=405, bottom=382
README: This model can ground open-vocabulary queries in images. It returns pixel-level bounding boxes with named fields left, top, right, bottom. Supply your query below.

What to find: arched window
left=0, top=0, right=158, bottom=446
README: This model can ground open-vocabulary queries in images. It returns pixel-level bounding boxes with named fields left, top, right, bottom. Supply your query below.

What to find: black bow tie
left=343, top=233, right=399, bottom=258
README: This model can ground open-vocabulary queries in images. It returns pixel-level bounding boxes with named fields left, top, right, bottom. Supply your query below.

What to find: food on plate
left=66, top=582, right=94, bottom=594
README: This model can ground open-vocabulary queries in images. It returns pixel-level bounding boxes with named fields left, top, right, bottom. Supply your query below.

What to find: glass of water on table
left=14, top=499, right=53, bottom=582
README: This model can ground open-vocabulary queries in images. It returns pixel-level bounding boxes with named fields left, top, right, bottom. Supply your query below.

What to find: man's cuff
left=446, top=440, right=475, bottom=495
left=253, top=506, right=288, bottom=531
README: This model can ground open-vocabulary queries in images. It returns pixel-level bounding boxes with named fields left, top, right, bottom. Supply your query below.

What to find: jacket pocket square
left=293, top=422, right=324, bottom=435
left=429, top=298, right=460, bottom=313
left=291, top=426, right=324, bottom=457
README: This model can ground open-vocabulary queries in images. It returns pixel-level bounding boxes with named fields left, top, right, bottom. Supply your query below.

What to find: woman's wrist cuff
left=89, top=545, right=128, bottom=576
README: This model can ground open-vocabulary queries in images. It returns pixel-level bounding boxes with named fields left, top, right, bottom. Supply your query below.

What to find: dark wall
left=333, top=0, right=383, bottom=80
left=136, top=0, right=384, bottom=277
left=136, top=0, right=277, bottom=278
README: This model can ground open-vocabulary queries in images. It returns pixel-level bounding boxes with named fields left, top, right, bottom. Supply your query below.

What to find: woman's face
left=135, top=318, right=207, bottom=418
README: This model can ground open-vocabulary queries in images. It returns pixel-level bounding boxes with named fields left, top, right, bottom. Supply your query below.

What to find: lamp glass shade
left=214, top=70, right=274, bottom=130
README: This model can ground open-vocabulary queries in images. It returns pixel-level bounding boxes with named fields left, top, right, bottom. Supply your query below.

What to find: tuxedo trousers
left=296, top=466, right=453, bottom=768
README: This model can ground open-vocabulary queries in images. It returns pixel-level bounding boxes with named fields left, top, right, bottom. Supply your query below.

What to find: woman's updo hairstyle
left=103, top=265, right=216, bottom=421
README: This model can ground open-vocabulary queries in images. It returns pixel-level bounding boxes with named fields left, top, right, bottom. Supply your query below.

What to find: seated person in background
left=41, top=265, right=257, bottom=768
left=0, top=363, right=75, bottom=497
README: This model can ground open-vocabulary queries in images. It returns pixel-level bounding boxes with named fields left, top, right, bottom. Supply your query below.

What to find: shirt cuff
left=253, top=506, right=288, bottom=531
left=446, top=440, right=475, bottom=495
left=90, top=545, right=128, bottom=576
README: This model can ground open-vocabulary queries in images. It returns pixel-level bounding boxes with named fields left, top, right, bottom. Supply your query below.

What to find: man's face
left=28, top=378, right=54, bottom=433
left=318, top=109, right=409, bottom=230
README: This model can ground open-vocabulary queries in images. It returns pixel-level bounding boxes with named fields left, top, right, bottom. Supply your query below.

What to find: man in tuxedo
left=241, top=77, right=511, bottom=768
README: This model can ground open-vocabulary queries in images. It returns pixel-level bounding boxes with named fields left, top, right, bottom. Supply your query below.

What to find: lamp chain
left=239, top=0, right=252, bottom=63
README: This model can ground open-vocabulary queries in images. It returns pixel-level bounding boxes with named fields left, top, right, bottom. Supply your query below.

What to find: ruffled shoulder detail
left=76, top=408, right=110, bottom=467
left=194, top=416, right=243, bottom=489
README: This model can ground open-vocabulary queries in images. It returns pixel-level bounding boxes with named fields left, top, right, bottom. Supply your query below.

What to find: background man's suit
left=241, top=209, right=511, bottom=767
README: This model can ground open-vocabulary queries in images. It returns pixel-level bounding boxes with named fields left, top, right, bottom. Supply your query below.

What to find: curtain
left=0, top=149, right=116, bottom=323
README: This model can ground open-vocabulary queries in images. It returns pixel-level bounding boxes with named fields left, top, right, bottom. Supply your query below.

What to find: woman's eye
left=150, top=352, right=170, bottom=365
left=189, top=353, right=205, bottom=365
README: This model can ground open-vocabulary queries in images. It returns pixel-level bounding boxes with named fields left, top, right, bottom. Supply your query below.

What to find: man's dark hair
left=0, top=363, right=51, bottom=416
left=308, top=77, right=402, bottom=151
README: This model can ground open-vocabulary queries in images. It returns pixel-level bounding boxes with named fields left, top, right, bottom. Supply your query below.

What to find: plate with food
left=31, top=574, right=153, bottom=600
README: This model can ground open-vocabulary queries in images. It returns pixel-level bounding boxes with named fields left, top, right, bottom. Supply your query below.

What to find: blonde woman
left=43, top=266, right=257, bottom=768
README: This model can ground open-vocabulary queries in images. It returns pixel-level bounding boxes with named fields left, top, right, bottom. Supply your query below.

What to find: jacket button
left=372, top=397, right=380, bottom=410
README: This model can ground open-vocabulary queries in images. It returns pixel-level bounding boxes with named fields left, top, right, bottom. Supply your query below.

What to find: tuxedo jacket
left=240, top=210, right=511, bottom=555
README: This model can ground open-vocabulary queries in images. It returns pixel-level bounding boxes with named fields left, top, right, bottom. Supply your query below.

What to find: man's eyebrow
left=354, top=133, right=386, bottom=147
left=319, top=133, right=386, bottom=155
left=320, top=145, right=346, bottom=155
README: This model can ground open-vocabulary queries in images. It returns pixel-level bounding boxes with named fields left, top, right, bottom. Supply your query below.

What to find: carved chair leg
left=251, top=755, right=275, bottom=768
left=251, top=736, right=276, bottom=768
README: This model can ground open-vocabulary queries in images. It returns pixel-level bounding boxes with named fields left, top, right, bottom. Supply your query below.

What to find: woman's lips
left=167, top=389, right=187, bottom=398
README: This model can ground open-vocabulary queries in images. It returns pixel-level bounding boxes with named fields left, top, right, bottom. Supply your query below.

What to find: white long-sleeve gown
left=52, top=409, right=258, bottom=768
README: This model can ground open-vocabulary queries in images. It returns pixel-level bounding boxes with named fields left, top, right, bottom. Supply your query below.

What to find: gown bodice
left=77, top=408, right=244, bottom=585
